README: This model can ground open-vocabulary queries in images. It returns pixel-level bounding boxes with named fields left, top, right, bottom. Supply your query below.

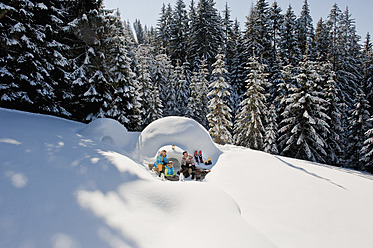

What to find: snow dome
left=79, top=118, right=133, bottom=149
left=136, top=116, right=222, bottom=165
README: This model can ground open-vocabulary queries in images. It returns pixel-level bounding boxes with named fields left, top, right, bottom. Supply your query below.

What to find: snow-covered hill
left=1, top=108, right=373, bottom=248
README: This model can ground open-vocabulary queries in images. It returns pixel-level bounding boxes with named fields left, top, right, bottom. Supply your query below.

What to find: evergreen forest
left=1, top=0, right=373, bottom=172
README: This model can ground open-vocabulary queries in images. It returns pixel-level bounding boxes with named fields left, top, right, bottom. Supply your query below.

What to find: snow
left=134, top=116, right=222, bottom=166
left=1, top=108, right=373, bottom=248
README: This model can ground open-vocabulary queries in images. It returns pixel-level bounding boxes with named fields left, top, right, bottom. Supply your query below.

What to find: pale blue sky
left=104, top=0, right=372, bottom=41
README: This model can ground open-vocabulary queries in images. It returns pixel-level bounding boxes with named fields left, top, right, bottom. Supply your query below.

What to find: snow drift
left=79, top=118, right=139, bottom=152
left=1, top=108, right=373, bottom=248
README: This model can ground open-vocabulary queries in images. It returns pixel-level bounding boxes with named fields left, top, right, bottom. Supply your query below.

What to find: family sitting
left=150, top=149, right=208, bottom=181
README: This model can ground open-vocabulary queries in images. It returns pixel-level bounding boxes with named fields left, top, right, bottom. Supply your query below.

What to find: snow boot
left=204, top=157, right=212, bottom=165
left=179, top=173, right=185, bottom=182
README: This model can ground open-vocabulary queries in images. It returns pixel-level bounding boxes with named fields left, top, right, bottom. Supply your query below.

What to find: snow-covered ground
left=1, top=108, right=373, bottom=248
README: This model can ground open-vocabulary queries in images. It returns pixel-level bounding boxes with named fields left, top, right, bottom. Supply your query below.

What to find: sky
left=103, top=0, right=372, bottom=41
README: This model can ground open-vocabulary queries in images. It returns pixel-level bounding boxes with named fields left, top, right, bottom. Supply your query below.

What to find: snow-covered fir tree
left=243, top=0, right=272, bottom=65
left=314, top=18, right=330, bottom=62
left=274, top=64, right=298, bottom=145
left=156, top=3, right=173, bottom=53
left=162, top=65, right=177, bottom=117
left=320, top=64, right=345, bottom=165
left=297, top=0, right=315, bottom=59
left=326, top=4, right=362, bottom=108
left=207, top=51, right=233, bottom=145
left=228, top=19, right=246, bottom=117
left=346, top=90, right=371, bottom=170
left=361, top=117, right=373, bottom=172
left=187, top=60, right=209, bottom=128
left=133, top=19, right=145, bottom=44
left=174, top=63, right=189, bottom=116
left=279, top=5, right=301, bottom=66
left=264, top=104, right=279, bottom=154
left=362, top=33, right=373, bottom=110
left=278, top=59, right=329, bottom=162
left=234, top=57, right=268, bottom=150
left=68, top=8, right=115, bottom=122
left=0, top=0, right=68, bottom=116
left=188, top=0, right=224, bottom=71
left=152, top=53, right=174, bottom=114
left=162, top=62, right=188, bottom=116
left=105, top=10, right=142, bottom=131
left=222, top=3, right=234, bottom=64
left=268, top=1, right=284, bottom=64
left=169, top=0, right=188, bottom=65
left=135, top=45, right=163, bottom=128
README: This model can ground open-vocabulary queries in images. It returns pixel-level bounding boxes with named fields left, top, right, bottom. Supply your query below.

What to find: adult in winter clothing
left=165, top=161, right=178, bottom=181
left=178, top=151, right=196, bottom=179
left=154, top=150, right=167, bottom=173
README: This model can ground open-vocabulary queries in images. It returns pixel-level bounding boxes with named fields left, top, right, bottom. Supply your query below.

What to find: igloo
left=79, top=118, right=134, bottom=149
left=136, top=116, right=222, bottom=167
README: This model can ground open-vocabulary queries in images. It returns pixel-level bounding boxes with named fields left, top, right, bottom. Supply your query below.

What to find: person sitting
left=154, top=149, right=167, bottom=175
left=179, top=151, right=196, bottom=179
left=165, top=161, right=178, bottom=181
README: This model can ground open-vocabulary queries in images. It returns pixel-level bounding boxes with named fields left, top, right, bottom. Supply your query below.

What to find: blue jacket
left=154, top=154, right=167, bottom=168
left=165, top=164, right=175, bottom=177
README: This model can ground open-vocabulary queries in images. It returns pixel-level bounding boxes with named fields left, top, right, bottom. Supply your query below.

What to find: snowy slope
left=1, top=108, right=373, bottom=248
left=207, top=145, right=373, bottom=248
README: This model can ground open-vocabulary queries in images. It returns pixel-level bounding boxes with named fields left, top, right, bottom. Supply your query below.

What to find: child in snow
left=154, top=149, right=167, bottom=174
left=179, top=151, right=196, bottom=179
left=165, top=161, right=178, bottom=181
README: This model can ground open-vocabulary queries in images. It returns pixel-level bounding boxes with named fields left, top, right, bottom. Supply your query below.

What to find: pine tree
left=169, top=0, right=188, bottom=65
left=133, top=19, right=145, bottom=44
left=234, top=57, right=268, bottom=150
left=320, top=63, right=344, bottom=165
left=157, top=4, right=172, bottom=52
left=188, top=0, right=224, bottom=71
left=152, top=53, right=174, bottom=113
left=278, top=59, right=329, bottom=162
left=185, top=0, right=197, bottom=65
left=297, top=0, right=315, bottom=59
left=275, top=64, right=297, bottom=153
left=162, top=65, right=178, bottom=117
left=314, top=18, right=330, bottom=62
left=327, top=5, right=362, bottom=108
left=222, top=3, right=234, bottom=63
left=207, top=51, right=232, bottom=145
left=361, top=117, right=373, bottom=172
left=0, top=0, right=67, bottom=116
left=243, top=0, right=272, bottom=64
left=264, top=104, right=278, bottom=154
left=174, top=63, right=189, bottom=116
left=69, top=8, right=116, bottom=122
left=362, top=33, right=373, bottom=110
left=346, top=90, right=371, bottom=170
left=106, top=10, right=141, bottom=130
left=268, top=1, right=283, bottom=64
left=229, top=19, right=246, bottom=117
left=187, top=60, right=209, bottom=128
left=135, top=45, right=162, bottom=128
left=279, top=5, right=301, bottom=66
left=267, top=1, right=284, bottom=104
left=338, top=7, right=362, bottom=106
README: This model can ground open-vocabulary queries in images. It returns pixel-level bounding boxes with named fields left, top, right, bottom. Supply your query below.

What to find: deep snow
left=1, top=108, right=373, bottom=248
